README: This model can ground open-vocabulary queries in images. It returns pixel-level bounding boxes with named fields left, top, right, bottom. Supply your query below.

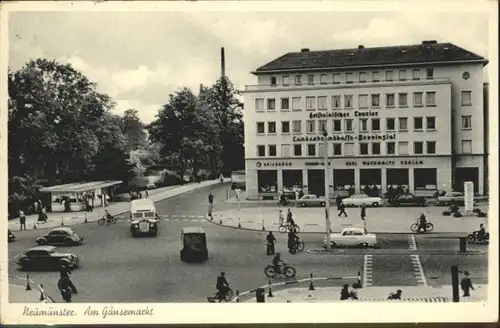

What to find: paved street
left=8, top=183, right=488, bottom=303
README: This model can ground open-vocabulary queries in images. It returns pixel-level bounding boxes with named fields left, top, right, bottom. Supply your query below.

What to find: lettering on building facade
left=346, top=160, right=424, bottom=166
left=293, top=134, right=396, bottom=142
left=256, top=161, right=292, bottom=168
left=309, top=110, right=379, bottom=119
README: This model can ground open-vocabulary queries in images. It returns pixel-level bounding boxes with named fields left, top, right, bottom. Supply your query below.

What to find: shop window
left=414, top=142, right=423, bottom=154
left=307, top=144, right=316, bottom=156
left=333, top=119, right=342, bottom=132
left=257, top=145, right=266, bottom=157
left=414, top=168, right=437, bottom=191
left=371, top=118, right=380, bottom=131
left=292, top=97, right=302, bottom=111
left=256, top=122, right=265, bottom=134
left=333, top=143, right=342, bottom=156
left=294, top=144, right=302, bottom=156
left=268, top=145, right=277, bottom=157
left=281, top=121, right=290, bottom=134
left=292, top=120, right=302, bottom=133
left=426, top=141, right=436, bottom=154
left=255, top=98, right=264, bottom=112
left=360, top=143, right=369, bottom=155
left=281, top=98, right=290, bottom=111
left=414, top=117, right=423, bottom=131
left=372, top=143, right=381, bottom=155
left=398, top=142, right=409, bottom=155
left=387, top=142, right=395, bottom=155
left=257, top=170, right=278, bottom=194
left=268, top=122, right=276, bottom=134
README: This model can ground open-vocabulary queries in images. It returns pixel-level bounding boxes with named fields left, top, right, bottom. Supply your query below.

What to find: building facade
left=243, top=41, right=488, bottom=200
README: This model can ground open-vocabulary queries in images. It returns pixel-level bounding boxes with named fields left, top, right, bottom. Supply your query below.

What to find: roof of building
left=253, top=41, right=487, bottom=73
left=39, top=180, right=122, bottom=193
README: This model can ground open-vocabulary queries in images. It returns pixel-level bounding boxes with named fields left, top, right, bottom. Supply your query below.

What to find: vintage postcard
left=0, top=0, right=498, bottom=325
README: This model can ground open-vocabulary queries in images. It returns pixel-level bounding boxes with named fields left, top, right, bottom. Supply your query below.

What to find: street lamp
left=323, top=129, right=331, bottom=251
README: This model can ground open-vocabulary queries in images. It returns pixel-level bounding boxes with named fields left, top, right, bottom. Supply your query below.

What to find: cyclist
left=417, top=213, right=427, bottom=233
left=216, top=272, right=231, bottom=301
left=477, top=224, right=487, bottom=242
left=272, top=252, right=284, bottom=274
left=288, top=231, right=299, bottom=253
left=103, top=210, right=114, bottom=224
left=266, top=231, right=276, bottom=255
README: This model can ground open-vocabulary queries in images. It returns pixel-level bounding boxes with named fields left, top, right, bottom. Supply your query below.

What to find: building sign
left=293, top=134, right=396, bottom=142
left=346, top=160, right=424, bottom=166
left=256, top=161, right=292, bottom=168
left=309, top=110, right=379, bottom=119
left=305, top=161, right=332, bottom=166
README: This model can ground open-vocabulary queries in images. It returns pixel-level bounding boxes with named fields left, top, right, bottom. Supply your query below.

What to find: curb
left=9, top=274, right=56, bottom=303
left=305, top=248, right=487, bottom=256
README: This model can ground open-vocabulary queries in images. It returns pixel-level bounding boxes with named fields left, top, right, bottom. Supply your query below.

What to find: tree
left=122, top=109, right=147, bottom=151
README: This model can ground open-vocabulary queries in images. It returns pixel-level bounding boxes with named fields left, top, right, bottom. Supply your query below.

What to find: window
left=461, top=91, right=472, bottom=106
left=412, top=69, right=420, bottom=80
left=413, top=92, right=423, bottom=107
left=398, top=142, right=409, bottom=155
left=306, top=120, right=316, bottom=133
left=414, top=142, right=423, bottom=154
left=281, top=121, right=290, bottom=134
left=462, top=115, right=472, bottom=130
left=359, top=94, right=369, bottom=108
left=320, top=74, right=327, bottom=84
left=267, top=98, right=276, bottom=111
left=292, top=120, right=302, bottom=133
left=360, top=143, right=369, bottom=155
left=371, top=118, right=380, bottom=131
left=269, top=145, right=277, bottom=157
left=345, top=143, right=355, bottom=156
left=292, top=97, right=301, bottom=110
left=426, top=68, right=434, bottom=79
left=372, top=71, right=380, bottom=82
left=318, top=96, right=327, bottom=110
left=256, top=122, right=265, bottom=134
left=426, top=92, right=436, bottom=106
left=387, top=142, right=396, bottom=155
left=332, top=95, right=341, bottom=108
left=257, top=145, right=265, bottom=157
left=345, top=119, right=353, bottom=132
left=282, top=76, right=290, bottom=86
left=281, top=98, right=290, bottom=111
left=318, top=119, right=327, bottom=133
left=344, top=95, right=353, bottom=108
left=346, top=73, right=354, bottom=83
left=270, top=77, right=277, bottom=86
left=333, top=119, right=342, bottom=132
left=295, top=75, right=302, bottom=85
left=255, top=98, right=264, bottom=112
left=371, top=94, right=380, bottom=107
left=386, top=118, right=395, bottom=131
left=461, top=140, right=472, bottom=154
left=281, top=144, right=291, bottom=157
left=359, top=72, right=367, bottom=83
left=318, top=144, right=326, bottom=157
left=372, top=143, right=381, bottom=155
left=399, top=117, right=408, bottom=131
left=386, top=94, right=395, bottom=107
left=307, top=75, right=314, bottom=85
left=426, top=141, right=436, bottom=154
left=426, top=117, right=436, bottom=130
left=268, top=122, right=276, bottom=134
left=307, top=144, right=316, bottom=156
left=398, top=93, right=408, bottom=107
left=359, top=118, right=368, bottom=132
left=333, top=143, right=342, bottom=156
left=294, top=144, right=302, bottom=156
left=386, top=70, right=393, bottom=81
left=306, top=97, right=316, bottom=110
left=399, top=70, right=407, bottom=80
left=414, top=117, right=423, bottom=130
left=333, top=73, right=340, bottom=84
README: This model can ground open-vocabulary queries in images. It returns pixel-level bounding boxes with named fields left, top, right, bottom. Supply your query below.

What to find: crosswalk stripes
left=159, top=214, right=207, bottom=222
left=410, top=254, right=428, bottom=286
left=363, top=255, right=373, bottom=287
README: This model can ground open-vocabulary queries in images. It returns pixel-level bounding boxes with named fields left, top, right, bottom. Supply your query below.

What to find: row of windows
left=256, top=117, right=438, bottom=134
left=269, top=68, right=435, bottom=86
left=255, top=91, right=473, bottom=112
left=256, top=139, right=474, bottom=157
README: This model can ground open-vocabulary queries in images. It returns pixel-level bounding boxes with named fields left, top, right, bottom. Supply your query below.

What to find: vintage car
left=437, top=191, right=476, bottom=206
left=16, top=245, right=79, bottom=271
left=36, top=227, right=84, bottom=246
left=8, top=229, right=16, bottom=243
left=130, top=199, right=160, bottom=237
left=342, top=194, right=383, bottom=207
left=180, top=227, right=208, bottom=262
left=290, top=194, right=326, bottom=207
left=389, top=193, right=427, bottom=207
left=324, top=227, right=378, bottom=248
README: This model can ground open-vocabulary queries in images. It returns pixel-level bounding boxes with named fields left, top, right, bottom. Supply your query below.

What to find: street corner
left=207, top=210, right=280, bottom=233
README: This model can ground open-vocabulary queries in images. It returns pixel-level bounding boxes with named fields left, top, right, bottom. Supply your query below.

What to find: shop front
left=386, top=168, right=409, bottom=198
left=360, top=169, right=382, bottom=197
left=414, top=168, right=438, bottom=197
left=333, top=169, right=355, bottom=197
left=282, top=169, right=303, bottom=199
left=307, top=169, right=325, bottom=197
left=257, top=170, right=278, bottom=200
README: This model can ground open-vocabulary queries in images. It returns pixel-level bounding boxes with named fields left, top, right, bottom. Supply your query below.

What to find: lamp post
left=323, top=129, right=331, bottom=250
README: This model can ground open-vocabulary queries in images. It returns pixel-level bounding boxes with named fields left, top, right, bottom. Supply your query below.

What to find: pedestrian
left=19, top=210, right=27, bottom=231
left=145, top=190, right=149, bottom=198
left=266, top=231, right=276, bottom=255
left=340, top=284, right=350, bottom=300
left=336, top=194, right=342, bottom=210
left=60, top=259, right=78, bottom=293
left=460, top=271, right=474, bottom=297
left=208, top=192, right=214, bottom=218
left=388, top=289, right=402, bottom=300
left=219, top=173, right=224, bottom=186
left=42, top=207, right=48, bottom=223
left=360, top=204, right=366, bottom=221
left=349, top=284, right=359, bottom=300
left=287, top=231, right=295, bottom=254
left=338, top=201, right=348, bottom=217
left=58, top=277, right=72, bottom=303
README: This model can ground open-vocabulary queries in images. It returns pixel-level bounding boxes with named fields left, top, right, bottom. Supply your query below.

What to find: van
left=129, top=199, right=160, bottom=237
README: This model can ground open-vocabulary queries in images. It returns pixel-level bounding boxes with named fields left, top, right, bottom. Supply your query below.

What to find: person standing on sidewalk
left=338, top=201, right=348, bottom=217
left=208, top=192, right=214, bottom=218
left=219, top=173, right=224, bottom=186
left=19, top=210, right=27, bottom=231
left=460, top=271, right=474, bottom=297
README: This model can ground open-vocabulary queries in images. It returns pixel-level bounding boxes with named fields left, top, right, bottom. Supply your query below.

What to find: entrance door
left=307, top=170, right=325, bottom=197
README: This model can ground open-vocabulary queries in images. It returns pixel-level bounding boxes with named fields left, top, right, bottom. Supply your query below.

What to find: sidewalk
left=210, top=204, right=489, bottom=234
left=8, top=178, right=230, bottom=231
left=9, top=275, right=55, bottom=303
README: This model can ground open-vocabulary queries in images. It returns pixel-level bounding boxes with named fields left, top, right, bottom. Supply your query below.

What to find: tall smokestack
left=221, top=47, right=226, bottom=78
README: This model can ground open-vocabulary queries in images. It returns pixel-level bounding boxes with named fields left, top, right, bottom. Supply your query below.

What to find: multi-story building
left=243, top=41, right=488, bottom=200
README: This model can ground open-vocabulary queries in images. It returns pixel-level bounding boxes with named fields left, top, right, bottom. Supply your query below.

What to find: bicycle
left=98, top=216, right=117, bottom=226
left=292, top=240, right=305, bottom=253
left=264, top=263, right=296, bottom=278
left=278, top=223, right=301, bottom=233
left=410, top=222, right=434, bottom=233
left=207, top=288, right=233, bottom=302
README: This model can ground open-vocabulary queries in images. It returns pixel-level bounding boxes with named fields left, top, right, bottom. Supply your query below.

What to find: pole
left=323, top=130, right=331, bottom=250
left=451, top=265, right=459, bottom=302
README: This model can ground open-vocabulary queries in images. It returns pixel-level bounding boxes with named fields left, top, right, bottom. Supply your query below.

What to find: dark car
left=16, top=245, right=79, bottom=271
left=8, top=229, right=16, bottom=242
left=36, top=227, right=84, bottom=246
left=180, top=227, right=208, bottom=262
left=389, top=193, right=427, bottom=207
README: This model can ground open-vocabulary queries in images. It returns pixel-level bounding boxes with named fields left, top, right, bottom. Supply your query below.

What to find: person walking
left=338, top=201, right=348, bottom=217
left=360, top=205, right=366, bottom=221
left=19, top=210, right=27, bottom=231
left=60, top=259, right=78, bottom=294
left=145, top=190, right=149, bottom=198
left=336, top=194, right=342, bottom=211
left=208, top=192, right=214, bottom=218
left=219, top=173, right=224, bottom=186
left=460, top=271, right=474, bottom=297
left=266, top=231, right=276, bottom=255
left=58, top=276, right=72, bottom=303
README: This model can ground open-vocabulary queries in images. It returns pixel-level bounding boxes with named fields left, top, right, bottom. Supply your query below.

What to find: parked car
left=36, top=227, right=84, bottom=246
left=290, top=194, right=326, bottom=207
left=324, top=227, right=378, bottom=248
left=389, top=193, right=427, bottom=207
left=8, top=229, right=16, bottom=242
left=342, top=194, right=383, bottom=207
left=16, top=246, right=79, bottom=271
left=437, top=191, right=476, bottom=206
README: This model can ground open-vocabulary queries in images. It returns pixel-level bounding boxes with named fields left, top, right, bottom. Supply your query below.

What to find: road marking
left=410, top=254, right=428, bottom=286
left=408, top=234, right=418, bottom=250
left=363, top=254, right=373, bottom=287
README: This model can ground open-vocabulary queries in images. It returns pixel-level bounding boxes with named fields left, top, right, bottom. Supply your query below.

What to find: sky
left=7, top=2, right=493, bottom=124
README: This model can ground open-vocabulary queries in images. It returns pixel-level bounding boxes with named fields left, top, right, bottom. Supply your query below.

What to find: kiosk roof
left=39, top=180, right=122, bottom=193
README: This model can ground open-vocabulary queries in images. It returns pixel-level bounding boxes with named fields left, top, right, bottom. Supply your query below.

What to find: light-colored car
left=436, top=191, right=476, bottom=206
left=342, top=194, right=383, bottom=207
left=291, top=194, right=326, bottom=207
left=323, top=227, right=378, bottom=248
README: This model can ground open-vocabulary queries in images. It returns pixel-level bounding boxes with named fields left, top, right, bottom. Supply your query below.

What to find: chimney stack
left=221, top=47, right=226, bottom=78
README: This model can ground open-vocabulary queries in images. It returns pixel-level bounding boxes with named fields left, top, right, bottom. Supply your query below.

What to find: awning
left=39, top=180, right=122, bottom=193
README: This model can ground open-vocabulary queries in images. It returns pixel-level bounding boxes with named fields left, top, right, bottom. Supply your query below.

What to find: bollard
left=459, top=237, right=467, bottom=253
left=256, top=287, right=265, bottom=303
left=33, top=220, right=37, bottom=230
left=39, top=284, right=46, bottom=301
left=61, top=217, right=64, bottom=226
left=26, top=274, right=32, bottom=291
left=268, top=280, right=274, bottom=297
left=451, top=265, right=459, bottom=302
left=354, top=271, right=362, bottom=288
left=309, top=273, right=315, bottom=291
left=261, top=220, right=266, bottom=231
left=84, top=212, right=88, bottom=224
left=238, top=218, right=241, bottom=228
left=219, top=218, right=223, bottom=224
left=226, top=189, right=229, bottom=200
left=235, top=290, right=240, bottom=303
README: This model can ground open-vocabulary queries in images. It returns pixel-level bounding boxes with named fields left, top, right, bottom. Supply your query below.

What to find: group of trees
left=8, top=58, right=244, bottom=216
